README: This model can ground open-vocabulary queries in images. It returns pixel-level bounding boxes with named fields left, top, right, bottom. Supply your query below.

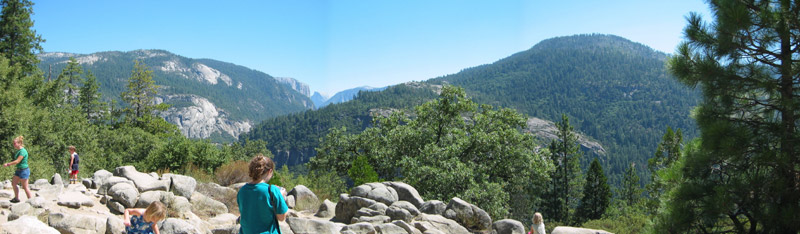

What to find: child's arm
left=152, top=222, right=160, bottom=234
left=123, top=208, right=145, bottom=226
left=3, top=155, right=24, bottom=167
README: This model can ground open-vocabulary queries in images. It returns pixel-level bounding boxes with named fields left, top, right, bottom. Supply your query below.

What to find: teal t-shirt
left=14, top=148, right=28, bottom=170
left=237, top=183, right=288, bottom=234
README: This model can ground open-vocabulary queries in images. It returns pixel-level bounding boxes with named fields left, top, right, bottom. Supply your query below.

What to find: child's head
left=248, top=154, right=275, bottom=181
left=144, top=201, right=166, bottom=222
left=68, top=145, right=76, bottom=153
left=532, top=212, right=543, bottom=225
left=13, top=135, right=24, bottom=148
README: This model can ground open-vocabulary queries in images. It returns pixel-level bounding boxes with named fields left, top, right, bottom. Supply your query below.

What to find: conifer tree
left=665, top=0, right=800, bottom=232
left=348, top=155, right=380, bottom=186
left=121, top=60, right=166, bottom=128
left=0, top=0, right=43, bottom=79
left=59, top=57, right=83, bottom=105
left=646, top=127, right=682, bottom=210
left=79, top=70, right=105, bottom=123
left=576, top=158, right=611, bottom=222
left=619, top=163, right=641, bottom=206
left=543, top=114, right=583, bottom=224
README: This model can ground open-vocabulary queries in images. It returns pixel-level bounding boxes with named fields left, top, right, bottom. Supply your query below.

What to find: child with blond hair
left=3, top=136, right=32, bottom=203
left=124, top=201, right=167, bottom=234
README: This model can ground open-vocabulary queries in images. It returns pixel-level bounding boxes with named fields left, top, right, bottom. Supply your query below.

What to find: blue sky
left=31, top=0, right=712, bottom=96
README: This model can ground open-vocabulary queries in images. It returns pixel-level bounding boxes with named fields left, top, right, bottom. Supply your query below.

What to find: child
left=237, top=154, right=288, bottom=234
left=3, top=136, right=32, bottom=203
left=67, top=145, right=79, bottom=184
left=530, top=212, right=546, bottom=234
left=124, top=201, right=166, bottom=234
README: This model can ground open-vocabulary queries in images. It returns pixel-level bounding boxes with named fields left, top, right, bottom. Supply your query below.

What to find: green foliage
left=79, top=70, right=106, bottom=123
left=312, top=86, right=552, bottom=220
left=0, top=0, right=43, bottom=77
left=619, top=163, right=642, bottom=207
left=543, top=114, right=583, bottom=224
left=576, top=158, right=611, bottom=223
left=646, top=127, right=682, bottom=211
left=661, top=0, right=800, bottom=232
left=583, top=201, right=649, bottom=234
left=348, top=155, right=380, bottom=186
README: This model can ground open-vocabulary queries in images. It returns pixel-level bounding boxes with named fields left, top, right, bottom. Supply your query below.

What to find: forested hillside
left=244, top=34, right=701, bottom=183
left=432, top=34, right=701, bottom=179
left=37, top=50, right=313, bottom=140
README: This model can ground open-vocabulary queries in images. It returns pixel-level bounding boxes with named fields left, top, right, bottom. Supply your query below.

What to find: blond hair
left=248, top=154, right=275, bottom=181
left=532, top=212, right=543, bottom=225
left=13, top=136, right=24, bottom=147
left=68, top=145, right=76, bottom=151
left=144, top=201, right=166, bottom=222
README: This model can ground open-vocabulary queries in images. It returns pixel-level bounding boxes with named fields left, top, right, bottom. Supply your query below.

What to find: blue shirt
left=237, top=183, right=288, bottom=234
left=125, top=215, right=154, bottom=234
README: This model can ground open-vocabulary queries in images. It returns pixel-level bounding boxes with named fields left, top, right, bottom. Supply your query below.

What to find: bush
left=215, top=160, right=250, bottom=186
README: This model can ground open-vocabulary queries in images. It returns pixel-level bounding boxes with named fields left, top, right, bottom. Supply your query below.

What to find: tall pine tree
left=576, top=158, right=611, bottom=223
left=543, top=114, right=583, bottom=224
left=619, top=163, right=642, bottom=207
left=664, top=0, right=800, bottom=232
left=0, top=0, right=42, bottom=79
left=646, top=127, right=682, bottom=211
left=79, top=70, right=105, bottom=123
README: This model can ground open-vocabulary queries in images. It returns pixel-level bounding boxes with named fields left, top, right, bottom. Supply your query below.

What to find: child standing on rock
left=68, top=145, right=79, bottom=184
left=124, top=201, right=167, bottom=234
left=3, top=136, right=32, bottom=203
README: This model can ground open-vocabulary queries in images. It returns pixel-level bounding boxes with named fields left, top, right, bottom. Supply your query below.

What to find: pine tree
left=120, top=60, right=164, bottom=127
left=576, top=158, right=611, bottom=222
left=79, top=70, right=105, bottom=123
left=0, top=0, right=43, bottom=79
left=348, top=155, right=380, bottom=186
left=646, top=127, right=682, bottom=211
left=619, top=163, right=641, bottom=206
left=543, top=114, right=583, bottom=224
left=58, top=57, right=83, bottom=106
left=664, top=0, right=800, bottom=232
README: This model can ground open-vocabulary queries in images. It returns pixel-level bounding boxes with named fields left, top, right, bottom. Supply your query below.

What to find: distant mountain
left=315, top=86, right=387, bottom=108
left=38, top=50, right=313, bottom=140
left=242, top=34, right=701, bottom=179
left=275, top=77, right=310, bottom=97
left=310, top=91, right=329, bottom=108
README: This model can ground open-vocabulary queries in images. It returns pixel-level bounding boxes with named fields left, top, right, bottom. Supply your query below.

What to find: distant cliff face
left=38, top=50, right=313, bottom=141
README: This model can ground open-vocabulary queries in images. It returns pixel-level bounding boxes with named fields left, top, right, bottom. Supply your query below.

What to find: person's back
left=238, top=183, right=284, bottom=234
left=531, top=212, right=546, bottom=234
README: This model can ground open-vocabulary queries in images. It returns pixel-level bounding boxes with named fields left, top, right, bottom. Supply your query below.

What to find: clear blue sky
left=31, top=0, right=712, bottom=96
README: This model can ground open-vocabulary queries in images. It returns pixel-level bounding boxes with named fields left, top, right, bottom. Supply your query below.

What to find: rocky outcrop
left=552, top=226, right=614, bottom=234
left=526, top=117, right=606, bottom=155
left=275, top=77, right=311, bottom=97
left=0, top=165, right=610, bottom=234
left=159, top=94, right=252, bottom=139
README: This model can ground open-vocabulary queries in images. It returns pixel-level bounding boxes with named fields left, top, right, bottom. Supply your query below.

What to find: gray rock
left=387, top=201, right=420, bottom=223
left=107, top=216, right=126, bottom=234
left=315, top=199, right=336, bottom=218
left=351, top=215, right=391, bottom=225
left=171, top=196, right=193, bottom=218
left=413, top=214, right=470, bottom=234
left=351, top=183, right=398, bottom=206
left=191, top=192, right=228, bottom=217
left=355, top=207, right=385, bottom=218
left=114, top=166, right=169, bottom=192
left=335, top=194, right=379, bottom=223
left=50, top=173, right=63, bottom=187
left=420, top=200, right=446, bottom=215
left=493, top=219, right=525, bottom=234
left=81, top=179, right=93, bottom=189
left=286, top=217, right=342, bottom=234
left=163, top=173, right=197, bottom=198
left=196, top=182, right=237, bottom=203
left=136, top=191, right=175, bottom=208
left=56, top=191, right=94, bottom=208
left=160, top=218, right=204, bottom=234
left=92, top=170, right=113, bottom=189
left=48, top=212, right=106, bottom=234
left=34, top=183, right=63, bottom=201
left=26, top=197, right=47, bottom=208
left=0, top=215, right=60, bottom=234
left=0, top=200, right=11, bottom=209
left=0, top=190, right=12, bottom=199
left=288, top=185, right=319, bottom=211
left=383, top=181, right=424, bottom=208
left=376, top=223, right=412, bottom=234
left=286, top=194, right=296, bottom=208
left=341, top=222, right=376, bottom=234
left=8, top=201, right=45, bottom=221
left=211, top=224, right=241, bottom=234
left=109, top=182, right=139, bottom=208
left=392, top=220, right=423, bottom=234
left=32, top=179, right=49, bottom=190
left=97, top=176, right=134, bottom=195
left=443, top=197, right=492, bottom=232
left=208, top=213, right=238, bottom=227
left=551, top=226, right=613, bottom=234
left=107, top=200, right=125, bottom=214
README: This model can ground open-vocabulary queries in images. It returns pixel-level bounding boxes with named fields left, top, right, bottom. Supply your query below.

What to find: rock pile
left=0, top=165, right=609, bottom=234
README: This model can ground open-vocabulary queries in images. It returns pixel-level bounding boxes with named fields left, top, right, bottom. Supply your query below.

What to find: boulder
left=191, top=192, right=228, bottom=217
left=392, top=220, right=423, bottom=234
left=136, top=191, right=176, bottom=208
left=97, top=176, right=134, bottom=195
left=355, top=207, right=385, bottom=218
left=351, top=215, right=391, bottom=225
left=8, top=201, right=46, bottom=221
left=442, top=197, right=492, bottom=232
left=114, top=166, right=169, bottom=192
left=211, top=224, right=241, bottom=234
left=386, top=201, right=420, bottom=223
left=27, top=197, right=47, bottom=208
left=413, top=214, right=470, bottom=234
left=163, top=173, right=197, bottom=198
left=315, top=199, right=337, bottom=218
left=334, top=194, right=379, bottom=223
left=208, top=213, right=238, bottom=227
left=0, top=215, right=60, bottom=234
left=81, top=179, right=92, bottom=189
left=48, top=212, right=106, bottom=234
left=286, top=217, right=342, bottom=234
left=196, top=182, right=237, bottom=203
left=170, top=196, right=193, bottom=218
left=551, top=226, right=613, bottom=234
left=351, top=182, right=398, bottom=206
left=383, top=181, right=424, bottom=208
left=56, top=191, right=94, bottom=208
left=286, top=195, right=296, bottom=208
left=0, top=200, right=10, bottom=209
left=32, top=179, right=49, bottom=190
left=288, top=185, right=319, bottom=211
left=107, top=200, right=126, bottom=214
left=420, top=200, right=446, bottom=215
left=49, top=173, right=63, bottom=186
left=341, top=222, right=376, bottom=234
left=160, top=218, right=204, bottom=234
left=92, top=169, right=113, bottom=189
left=376, top=223, right=413, bottom=234
left=109, top=182, right=139, bottom=208
left=493, top=219, right=526, bottom=234
left=107, top=216, right=126, bottom=234
left=0, top=190, right=12, bottom=199
left=34, top=183, right=63, bottom=201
